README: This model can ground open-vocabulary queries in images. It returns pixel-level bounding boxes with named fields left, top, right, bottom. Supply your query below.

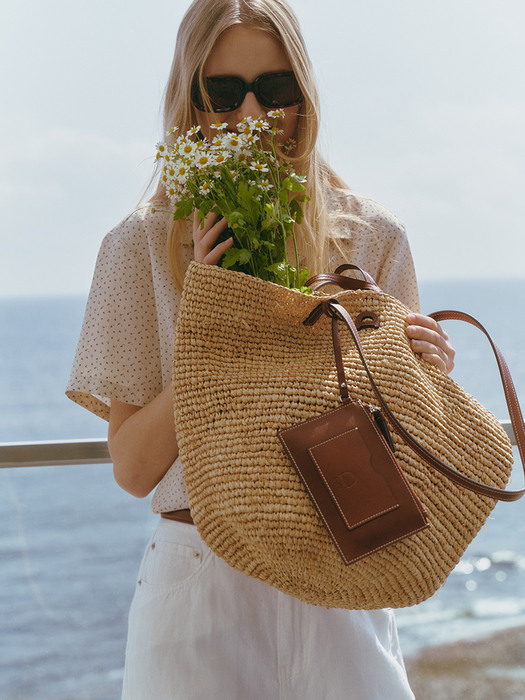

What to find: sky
left=1, top=0, right=524, bottom=298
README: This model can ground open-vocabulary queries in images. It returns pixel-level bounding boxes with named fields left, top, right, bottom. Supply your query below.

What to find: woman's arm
left=108, top=210, right=227, bottom=497
left=108, top=383, right=178, bottom=498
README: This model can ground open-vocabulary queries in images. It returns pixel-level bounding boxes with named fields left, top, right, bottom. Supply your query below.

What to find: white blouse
left=66, top=190, right=420, bottom=512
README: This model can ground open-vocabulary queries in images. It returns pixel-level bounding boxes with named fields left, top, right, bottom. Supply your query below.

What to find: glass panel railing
left=1, top=455, right=157, bottom=699
left=0, top=423, right=523, bottom=698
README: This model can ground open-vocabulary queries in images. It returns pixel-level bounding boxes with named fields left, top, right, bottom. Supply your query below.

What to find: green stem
left=292, top=229, right=300, bottom=289
left=278, top=221, right=289, bottom=286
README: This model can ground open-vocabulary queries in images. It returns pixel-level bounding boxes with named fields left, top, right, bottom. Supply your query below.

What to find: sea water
left=1, top=281, right=524, bottom=699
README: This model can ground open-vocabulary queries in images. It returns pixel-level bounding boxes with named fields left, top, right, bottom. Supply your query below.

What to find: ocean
left=1, top=280, right=524, bottom=699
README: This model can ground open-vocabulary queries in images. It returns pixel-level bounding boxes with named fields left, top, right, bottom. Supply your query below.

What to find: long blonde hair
left=149, top=0, right=349, bottom=289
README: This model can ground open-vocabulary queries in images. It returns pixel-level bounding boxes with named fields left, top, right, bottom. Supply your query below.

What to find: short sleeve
left=327, top=190, right=421, bottom=312
left=66, top=215, right=163, bottom=421
left=374, top=220, right=420, bottom=312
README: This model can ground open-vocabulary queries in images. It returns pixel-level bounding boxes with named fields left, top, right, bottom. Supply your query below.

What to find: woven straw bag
left=172, top=261, right=524, bottom=609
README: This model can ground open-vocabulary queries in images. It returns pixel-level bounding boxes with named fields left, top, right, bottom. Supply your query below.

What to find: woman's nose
left=234, top=91, right=264, bottom=122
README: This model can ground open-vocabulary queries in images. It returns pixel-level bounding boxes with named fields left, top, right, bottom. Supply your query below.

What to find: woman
left=67, top=0, right=454, bottom=697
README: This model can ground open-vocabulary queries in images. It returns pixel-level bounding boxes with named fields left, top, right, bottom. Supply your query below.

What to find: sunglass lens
left=190, top=80, right=205, bottom=111
left=257, top=73, right=302, bottom=108
left=206, top=77, right=244, bottom=112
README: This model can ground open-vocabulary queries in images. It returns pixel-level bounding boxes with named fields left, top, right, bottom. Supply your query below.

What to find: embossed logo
left=333, top=471, right=357, bottom=490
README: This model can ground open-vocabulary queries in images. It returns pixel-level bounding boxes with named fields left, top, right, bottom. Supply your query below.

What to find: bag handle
left=306, top=264, right=381, bottom=292
left=305, top=298, right=525, bottom=502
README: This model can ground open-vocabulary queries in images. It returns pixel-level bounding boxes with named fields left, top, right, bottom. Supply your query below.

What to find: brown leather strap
left=307, top=299, right=525, bottom=502
left=428, top=310, right=525, bottom=467
left=161, top=509, right=194, bottom=524
left=331, top=315, right=350, bottom=402
left=306, top=264, right=381, bottom=292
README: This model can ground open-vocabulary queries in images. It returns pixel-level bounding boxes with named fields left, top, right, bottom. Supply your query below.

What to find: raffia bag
left=172, top=261, right=524, bottom=609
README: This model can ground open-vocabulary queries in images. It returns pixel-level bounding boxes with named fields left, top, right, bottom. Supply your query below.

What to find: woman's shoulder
left=103, top=205, right=172, bottom=251
left=95, top=205, right=177, bottom=277
left=326, top=187, right=406, bottom=242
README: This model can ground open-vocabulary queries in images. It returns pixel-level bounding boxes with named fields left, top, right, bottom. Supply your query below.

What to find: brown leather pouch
left=279, top=400, right=428, bottom=565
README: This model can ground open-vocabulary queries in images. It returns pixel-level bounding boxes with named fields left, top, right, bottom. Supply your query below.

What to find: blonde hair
left=149, top=0, right=350, bottom=289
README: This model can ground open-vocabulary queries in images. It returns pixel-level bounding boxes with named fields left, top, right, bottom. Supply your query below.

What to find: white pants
left=122, top=518, right=414, bottom=700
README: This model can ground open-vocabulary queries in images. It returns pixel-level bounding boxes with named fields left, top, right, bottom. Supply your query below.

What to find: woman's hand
left=405, top=313, right=455, bottom=374
left=193, top=209, right=233, bottom=265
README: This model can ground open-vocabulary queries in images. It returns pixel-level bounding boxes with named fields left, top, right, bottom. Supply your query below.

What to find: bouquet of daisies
left=155, top=110, right=310, bottom=291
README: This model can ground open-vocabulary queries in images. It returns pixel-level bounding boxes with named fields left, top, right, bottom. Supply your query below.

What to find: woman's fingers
left=202, top=236, right=235, bottom=265
left=406, top=313, right=455, bottom=374
left=192, top=210, right=233, bottom=265
left=192, top=209, right=224, bottom=244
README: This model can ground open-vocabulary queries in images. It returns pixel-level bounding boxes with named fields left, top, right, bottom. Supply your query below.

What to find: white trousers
left=122, top=519, right=414, bottom=700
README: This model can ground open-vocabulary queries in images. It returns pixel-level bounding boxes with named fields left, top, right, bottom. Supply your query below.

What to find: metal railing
left=0, top=421, right=516, bottom=469
left=0, top=438, right=110, bottom=468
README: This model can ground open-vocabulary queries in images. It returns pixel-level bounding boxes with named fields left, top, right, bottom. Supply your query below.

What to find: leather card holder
left=308, top=428, right=399, bottom=530
left=279, top=401, right=429, bottom=565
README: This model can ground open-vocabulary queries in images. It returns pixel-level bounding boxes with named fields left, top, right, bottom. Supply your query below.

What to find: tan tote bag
left=172, top=261, right=525, bottom=609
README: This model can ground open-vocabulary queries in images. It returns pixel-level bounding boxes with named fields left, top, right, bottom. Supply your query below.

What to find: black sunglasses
left=191, top=71, right=303, bottom=113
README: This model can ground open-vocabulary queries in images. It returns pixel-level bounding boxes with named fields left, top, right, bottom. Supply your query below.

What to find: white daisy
left=249, top=161, right=269, bottom=173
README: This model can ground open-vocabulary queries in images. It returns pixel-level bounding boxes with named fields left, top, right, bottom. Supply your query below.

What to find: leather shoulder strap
left=320, top=301, right=525, bottom=502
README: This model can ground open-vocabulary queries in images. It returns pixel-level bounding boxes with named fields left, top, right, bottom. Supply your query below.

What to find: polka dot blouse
left=66, top=190, right=420, bottom=512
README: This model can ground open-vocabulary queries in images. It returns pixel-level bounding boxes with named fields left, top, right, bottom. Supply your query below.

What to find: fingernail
left=407, top=314, right=416, bottom=322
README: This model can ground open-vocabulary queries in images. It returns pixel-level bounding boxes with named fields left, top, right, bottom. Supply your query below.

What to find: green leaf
left=298, top=267, right=311, bottom=287
left=266, top=262, right=295, bottom=286
left=172, top=209, right=189, bottom=222
left=289, top=199, right=304, bottom=225
left=238, top=248, right=252, bottom=264
left=228, top=210, right=247, bottom=228
left=173, top=199, right=193, bottom=220
left=282, top=176, right=306, bottom=193
left=197, top=200, right=216, bottom=220
left=221, top=248, right=242, bottom=268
